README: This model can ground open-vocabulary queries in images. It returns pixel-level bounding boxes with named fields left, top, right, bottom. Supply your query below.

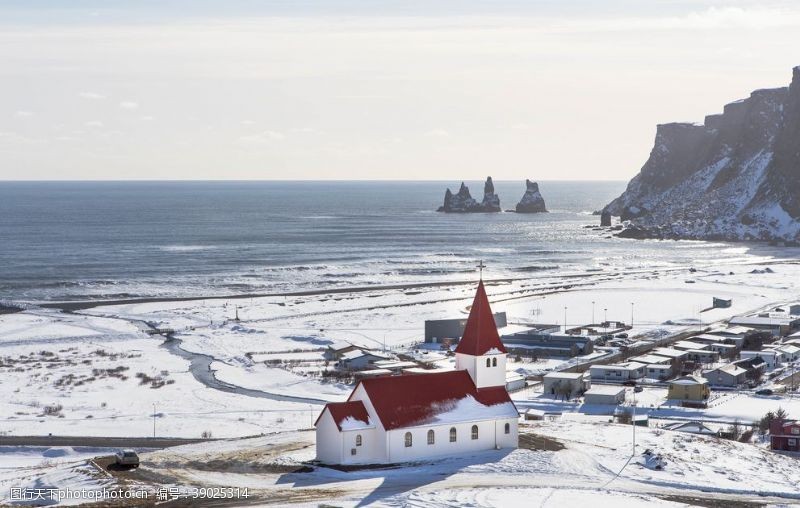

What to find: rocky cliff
left=437, top=177, right=501, bottom=213
left=515, top=180, right=547, bottom=213
left=604, top=66, right=800, bottom=242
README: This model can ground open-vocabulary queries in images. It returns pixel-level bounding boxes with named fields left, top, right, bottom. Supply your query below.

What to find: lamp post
left=592, top=301, right=596, bottom=326
left=564, top=306, right=568, bottom=333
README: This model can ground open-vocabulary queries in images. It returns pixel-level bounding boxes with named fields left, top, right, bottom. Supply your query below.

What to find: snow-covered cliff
left=604, top=66, right=800, bottom=242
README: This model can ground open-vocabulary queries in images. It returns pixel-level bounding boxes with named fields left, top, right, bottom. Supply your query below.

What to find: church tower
left=455, top=280, right=507, bottom=389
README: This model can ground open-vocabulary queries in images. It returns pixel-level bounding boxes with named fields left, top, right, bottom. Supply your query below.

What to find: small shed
left=583, top=385, right=626, bottom=405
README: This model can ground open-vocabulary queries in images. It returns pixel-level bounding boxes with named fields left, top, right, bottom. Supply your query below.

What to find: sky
left=1, top=0, right=799, bottom=181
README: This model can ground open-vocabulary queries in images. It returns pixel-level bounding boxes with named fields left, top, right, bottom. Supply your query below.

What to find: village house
left=740, top=350, right=780, bottom=370
left=663, top=421, right=717, bottom=435
left=770, top=419, right=800, bottom=453
left=644, top=364, right=672, bottom=380
left=672, top=340, right=711, bottom=351
left=315, top=281, right=519, bottom=465
left=667, top=375, right=710, bottom=402
left=729, top=313, right=800, bottom=336
left=338, top=349, right=393, bottom=370
left=583, top=385, right=626, bottom=405
left=684, top=349, right=720, bottom=365
left=542, top=371, right=591, bottom=398
left=589, top=362, right=646, bottom=382
left=703, top=363, right=748, bottom=387
left=706, top=343, right=736, bottom=359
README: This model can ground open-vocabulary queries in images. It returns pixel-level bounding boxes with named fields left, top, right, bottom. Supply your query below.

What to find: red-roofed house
left=315, top=281, right=519, bottom=465
left=770, top=419, right=800, bottom=453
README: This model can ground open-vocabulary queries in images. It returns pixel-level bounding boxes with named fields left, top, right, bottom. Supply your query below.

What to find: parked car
left=615, top=333, right=628, bottom=339
left=114, top=449, right=140, bottom=468
left=634, top=385, right=643, bottom=393
left=755, top=389, right=773, bottom=396
left=623, top=380, right=637, bottom=386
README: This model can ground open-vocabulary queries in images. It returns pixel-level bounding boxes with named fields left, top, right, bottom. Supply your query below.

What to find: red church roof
left=455, top=281, right=506, bottom=356
left=315, top=400, right=371, bottom=431
left=349, top=370, right=517, bottom=430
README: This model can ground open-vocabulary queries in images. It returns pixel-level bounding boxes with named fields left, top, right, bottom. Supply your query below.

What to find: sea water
left=0, top=180, right=773, bottom=301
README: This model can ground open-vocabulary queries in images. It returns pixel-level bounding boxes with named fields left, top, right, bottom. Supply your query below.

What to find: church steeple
left=455, top=280, right=506, bottom=356
left=455, top=281, right=507, bottom=389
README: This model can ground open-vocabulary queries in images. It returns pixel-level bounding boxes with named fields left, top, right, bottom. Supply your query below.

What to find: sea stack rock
left=437, top=177, right=501, bottom=213
left=603, top=65, right=800, bottom=242
left=481, top=177, right=501, bottom=212
left=600, top=210, right=612, bottom=227
left=515, top=180, right=548, bottom=213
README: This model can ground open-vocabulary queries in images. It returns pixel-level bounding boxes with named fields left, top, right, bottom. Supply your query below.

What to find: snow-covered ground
left=6, top=420, right=796, bottom=507
left=3, top=257, right=800, bottom=441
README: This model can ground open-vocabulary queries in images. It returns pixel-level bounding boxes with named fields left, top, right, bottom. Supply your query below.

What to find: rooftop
left=455, top=281, right=507, bottom=356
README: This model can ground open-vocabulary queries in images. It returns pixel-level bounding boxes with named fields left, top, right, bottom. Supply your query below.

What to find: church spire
left=455, top=280, right=506, bottom=356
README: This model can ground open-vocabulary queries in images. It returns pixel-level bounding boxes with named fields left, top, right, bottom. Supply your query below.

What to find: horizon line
left=0, top=178, right=628, bottom=183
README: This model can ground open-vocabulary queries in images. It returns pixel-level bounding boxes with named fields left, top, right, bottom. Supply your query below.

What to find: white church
left=315, top=281, right=519, bottom=465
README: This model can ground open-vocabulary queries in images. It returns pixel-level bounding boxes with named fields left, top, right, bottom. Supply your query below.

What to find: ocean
left=0, top=180, right=772, bottom=302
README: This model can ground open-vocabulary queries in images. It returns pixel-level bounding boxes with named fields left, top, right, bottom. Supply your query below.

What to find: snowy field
left=3, top=257, right=800, bottom=441
left=4, top=422, right=798, bottom=506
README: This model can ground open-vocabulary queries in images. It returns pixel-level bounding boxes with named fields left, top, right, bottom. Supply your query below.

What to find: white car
left=114, top=449, right=140, bottom=468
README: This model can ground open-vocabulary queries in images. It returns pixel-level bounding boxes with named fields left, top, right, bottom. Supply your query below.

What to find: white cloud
left=85, top=120, right=104, bottom=128
left=119, top=101, right=139, bottom=110
left=79, top=92, right=106, bottom=100
left=14, top=111, right=34, bottom=118
left=140, top=115, right=155, bottom=121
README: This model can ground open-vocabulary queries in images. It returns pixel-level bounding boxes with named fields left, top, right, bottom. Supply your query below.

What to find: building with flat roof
left=542, top=371, right=591, bottom=398
left=589, top=362, right=646, bottom=382
left=583, top=385, right=626, bottom=405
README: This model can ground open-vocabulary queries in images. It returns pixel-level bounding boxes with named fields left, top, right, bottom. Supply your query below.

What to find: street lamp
left=604, top=308, right=608, bottom=332
left=564, top=306, right=568, bottom=333
left=592, top=301, right=596, bottom=325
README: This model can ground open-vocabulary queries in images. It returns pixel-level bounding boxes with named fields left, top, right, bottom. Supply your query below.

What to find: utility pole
left=604, top=308, right=608, bottom=332
left=630, top=303, right=635, bottom=329
left=631, top=388, right=637, bottom=456
left=592, top=301, right=596, bottom=325
left=564, top=306, right=568, bottom=333
left=152, top=403, right=157, bottom=439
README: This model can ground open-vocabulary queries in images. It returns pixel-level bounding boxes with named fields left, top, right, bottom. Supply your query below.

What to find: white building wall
left=740, top=350, right=779, bottom=370
left=456, top=352, right=507, bottom=389
left=385, top=418, right=518, bottom=463
left=348, top=385, right=388, bottom=460
left=340, top=428, right=382, bottom=465
left=315, top=410, right=344, bottom=464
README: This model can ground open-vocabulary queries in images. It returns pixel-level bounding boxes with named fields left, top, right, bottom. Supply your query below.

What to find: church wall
left=340, top=428, right=381, bottom=464
left=385, top=418, right=514, bottom=463
left=348, top=384, right=388, bottom=460
left=315, top=410, right=344, bottom=464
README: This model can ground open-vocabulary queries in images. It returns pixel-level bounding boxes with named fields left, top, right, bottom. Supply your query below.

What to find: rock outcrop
left=437, top=177, right=501, bottom=213
left=514, top=180, right=547, bottom=213
left=604, top=66, right=800, bottom=242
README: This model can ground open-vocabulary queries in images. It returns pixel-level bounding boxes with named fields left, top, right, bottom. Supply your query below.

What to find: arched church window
left=486, top=358, right=491, bottom=367
left=427, top=429, right=435, bottom=445
left=504, top=423, right=510, bottom=434
left=492, top=357, right=497, bottom=367
left=404, top=432, right=413, bottom=447
left=471, top=425, right=479, bottom=440
left=449, top=427, right=457, bottom=442
left=355, top=434, right=362, bottom=446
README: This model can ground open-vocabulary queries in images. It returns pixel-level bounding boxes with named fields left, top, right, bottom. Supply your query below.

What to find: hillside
left=604, top=66, right=800, bottom=242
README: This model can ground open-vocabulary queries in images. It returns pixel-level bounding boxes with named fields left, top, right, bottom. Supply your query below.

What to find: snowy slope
left=605, top=67, right=800, bottom=242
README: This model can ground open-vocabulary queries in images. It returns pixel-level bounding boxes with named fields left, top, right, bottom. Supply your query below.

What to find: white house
left=315, top=281, right=519, bottom=465
left=589, top=362, right=646, bottom=382
left=583, top=385, right=626, bottom=405
left=740, top=350, right=780, bottom=370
